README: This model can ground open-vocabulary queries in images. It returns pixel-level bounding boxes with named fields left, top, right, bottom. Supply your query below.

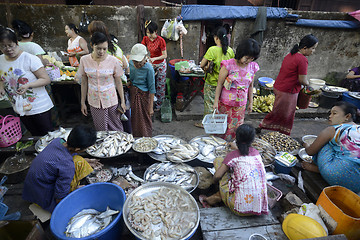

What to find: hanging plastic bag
left=165, top=19, right=180, bottom=41
left=161, top=20, right=170, bottom=38
left=13, top=95, right=26, bottom=116
left=201, top=27, right=207, bottom=44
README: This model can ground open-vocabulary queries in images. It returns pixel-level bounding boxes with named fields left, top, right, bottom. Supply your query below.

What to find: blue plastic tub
left=342, top=92, right=360, bottom=109
left=258, top=77, right=274, bottom=87
left=169, top=59, right=190, bottom=82
left=274, top=159, right=297, bottom=174
left=50, top=183, right=126, bottom=240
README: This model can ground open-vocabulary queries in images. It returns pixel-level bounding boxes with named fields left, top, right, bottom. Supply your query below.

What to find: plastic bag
left=277, top=173, right=296, bottom=185
left=298, top=203, right=328, bottom=234
left=201, top=27, right=207, bottom=44
left=165, top=19, right=180, bottom=41
left=13, top=95, right=31, bottom=116
left=161, top=20, right=170, bottom=38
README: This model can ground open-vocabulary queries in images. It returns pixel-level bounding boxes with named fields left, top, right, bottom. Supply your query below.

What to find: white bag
left=13, top=95, right=32, bottom=116
left=298, top=203, right=328, bottom=234
left=161, top=20, right=170, bottom=38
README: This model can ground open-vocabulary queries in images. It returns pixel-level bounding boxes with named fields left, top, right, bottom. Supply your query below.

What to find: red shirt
left=274, top=53, right=308, bottom=94
left=141, top=35, right=166, bottom=64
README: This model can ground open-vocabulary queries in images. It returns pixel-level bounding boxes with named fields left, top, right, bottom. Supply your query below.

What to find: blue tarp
left=295, top=19, right=360, bottom=29
left=181, top=5, right=289, bottom=21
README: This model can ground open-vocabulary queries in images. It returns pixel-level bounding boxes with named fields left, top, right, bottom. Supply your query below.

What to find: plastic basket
left=267, top=183, right=282, bottom=208
left=0, top=115, right=22, bottom=147
left=45, top=64, right=60, bottom=81
left=202, top=110, right=227, bottom=134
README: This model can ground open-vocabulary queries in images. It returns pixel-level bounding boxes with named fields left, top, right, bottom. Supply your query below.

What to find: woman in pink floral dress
left=78, top=32, right=126, bottom=131
left=213, top=39, right=260, bottom=141
left=200, top=124, right=268, bottom=216
left=0, top=27, right=54, bottom=136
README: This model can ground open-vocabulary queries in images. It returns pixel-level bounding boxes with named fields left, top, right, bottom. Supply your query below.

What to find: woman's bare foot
left=204, top=191, right=222, bottom=205
left=301, top=162, right=320, bottom=173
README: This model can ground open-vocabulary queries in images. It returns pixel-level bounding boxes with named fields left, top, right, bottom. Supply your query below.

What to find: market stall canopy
left=294, top=19, right=360, bottom=29
left=181, top=5, right=289, bottom=20
left=349, top=10, right=360, bottom=22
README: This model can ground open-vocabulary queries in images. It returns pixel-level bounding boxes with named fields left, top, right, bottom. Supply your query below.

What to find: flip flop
left=199, top=195, right=211, bottom=208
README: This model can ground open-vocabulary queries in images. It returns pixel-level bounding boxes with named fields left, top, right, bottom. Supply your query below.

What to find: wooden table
left=177, top=71, right=205, bottom=112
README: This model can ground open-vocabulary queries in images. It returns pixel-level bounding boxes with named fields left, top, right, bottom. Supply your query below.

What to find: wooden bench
left=200, top=207, right=287, bottom=240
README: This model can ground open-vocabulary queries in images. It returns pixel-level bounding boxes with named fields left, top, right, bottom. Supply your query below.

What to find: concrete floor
left=1, top=98, right=330, bottom=239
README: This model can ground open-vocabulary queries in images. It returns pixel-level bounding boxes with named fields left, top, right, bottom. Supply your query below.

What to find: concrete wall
left=0, top=3, right=359, bottom=83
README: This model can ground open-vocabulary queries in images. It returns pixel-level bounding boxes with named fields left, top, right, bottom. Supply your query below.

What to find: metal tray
left=189, top=135, right=227, bottom=164
left=86, top=131, right=134, bottom=158
left=132, top=137, right=158, bottom=153
left=147, top=135, right=186, bottom=162
left=143, top=162, right=199, bottom=193
left=35, top=128, right=72, bottom=153
left=298, top=148, right=313, bottom=163
left=123, top=182, right=200, bottom=240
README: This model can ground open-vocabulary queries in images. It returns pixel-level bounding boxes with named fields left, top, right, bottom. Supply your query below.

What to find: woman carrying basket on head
left=213, top=38, right=260, bottom=141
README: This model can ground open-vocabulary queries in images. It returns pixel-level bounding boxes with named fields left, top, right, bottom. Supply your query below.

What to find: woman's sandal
left=199, top=195, right=211, bottom=208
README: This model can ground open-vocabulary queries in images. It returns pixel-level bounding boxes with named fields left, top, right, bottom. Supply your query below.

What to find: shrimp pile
left=128, top=188, right=198, bottom=240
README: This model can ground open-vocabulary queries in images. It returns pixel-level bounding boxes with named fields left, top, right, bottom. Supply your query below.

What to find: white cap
left=129, top=43, right=148, bottom=61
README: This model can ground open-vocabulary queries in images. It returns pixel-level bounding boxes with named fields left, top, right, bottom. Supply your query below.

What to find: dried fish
left=127, top=188, right=197, bottom=239
left=86, top=131, right=134, bottom=158
left=65, top=207, right=119, bottom=238
left=251, top=138, right=276, bottom=166
left=132, top=137, right=158, bottom=153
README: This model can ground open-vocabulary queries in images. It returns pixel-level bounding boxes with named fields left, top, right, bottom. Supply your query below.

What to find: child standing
left=213, top=38, right=260, bottom=141
left=199, top=124, right=268, bottom=216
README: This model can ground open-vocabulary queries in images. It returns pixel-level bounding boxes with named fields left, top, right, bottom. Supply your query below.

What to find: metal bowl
left=147, top=135, right=187, bottom=162
left=298, top=148, right=313, bottom=163
left=35, top=128, right=72, bottom=153
left=123, top=182, right=200, bottom=240
left=132, top=137, right=158, bottom=153
left=302, top=135, right=317, bottom=145
left=86, top=131, right=134, bottom=158
left=143, top=162, right=199, bottom=193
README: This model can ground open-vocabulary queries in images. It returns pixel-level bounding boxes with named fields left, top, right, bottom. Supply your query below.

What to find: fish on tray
left=65, top=206, right=119, bottom=238
left=190, top=135, right=227, bottom=163
left=87, top=132, right=134, bottom=157
left=166, top=144, right=199, bottom=162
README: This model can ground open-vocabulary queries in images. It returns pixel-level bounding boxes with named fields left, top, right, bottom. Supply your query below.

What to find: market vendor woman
left=22, top=125, right=98, bottom=212
left=303, top=101, right=360, bottom=193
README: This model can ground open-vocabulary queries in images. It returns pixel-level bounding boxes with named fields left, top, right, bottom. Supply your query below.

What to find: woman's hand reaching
left=16, top=84, right=30, bottom=95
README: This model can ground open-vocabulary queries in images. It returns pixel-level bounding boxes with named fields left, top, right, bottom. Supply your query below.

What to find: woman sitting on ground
left=200, top=124, right=268, bottom=216
left=341, top=66, right=360, bottom=92
left=303, top=101, right=360, bottom=193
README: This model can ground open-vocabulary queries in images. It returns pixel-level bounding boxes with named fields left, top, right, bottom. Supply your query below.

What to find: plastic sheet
left=295, top=19, right=360, bottom=29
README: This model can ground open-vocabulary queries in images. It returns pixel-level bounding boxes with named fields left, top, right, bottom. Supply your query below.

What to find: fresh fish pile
left=144, top=163, right=198, bottom=192
left=35, top=127, right=71, bottom=152
left=128, top=188, right=198, bottom=239
left=251, top=138, right=276, bottom=167
left=151, top=136, right=184, bottom=155
left=86, top=169, right=113, bottom=184
left=65, top=207, right=119, bottom=238
left=133, top=137, right=158, bottom=153
left=190, top=135, right=227, bottom=164
left=86, top=131, right=134, bottom=158
left=166, top=144, right=199, bottom=163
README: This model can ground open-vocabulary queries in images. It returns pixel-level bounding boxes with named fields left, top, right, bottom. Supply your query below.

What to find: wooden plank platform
left=200, top=207, right=287, bottom=240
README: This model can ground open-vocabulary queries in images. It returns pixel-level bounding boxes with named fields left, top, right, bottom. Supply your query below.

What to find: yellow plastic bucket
left=316, top=186, right=360, bottom=240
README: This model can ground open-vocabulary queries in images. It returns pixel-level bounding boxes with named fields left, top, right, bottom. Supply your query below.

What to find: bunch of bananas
left=252, top=94, right=275, bottom=113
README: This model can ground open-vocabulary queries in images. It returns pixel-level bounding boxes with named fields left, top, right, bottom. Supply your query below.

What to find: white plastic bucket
left=309, top=79, right=326, bottom=90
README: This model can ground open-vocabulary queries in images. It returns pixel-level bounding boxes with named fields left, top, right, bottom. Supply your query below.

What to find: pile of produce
left=259, top=131, right=301, bottom=153
left=128, top=188, right=198, bottom=239
left=42, top=54, right=64, bottom=68
left=65, top=207, right=119, bottom=238
left=251, top=138, right=276, bottom=166
left=252, top=94, right=275, bottom=113
left=86, top=131, right=134, bottom=158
